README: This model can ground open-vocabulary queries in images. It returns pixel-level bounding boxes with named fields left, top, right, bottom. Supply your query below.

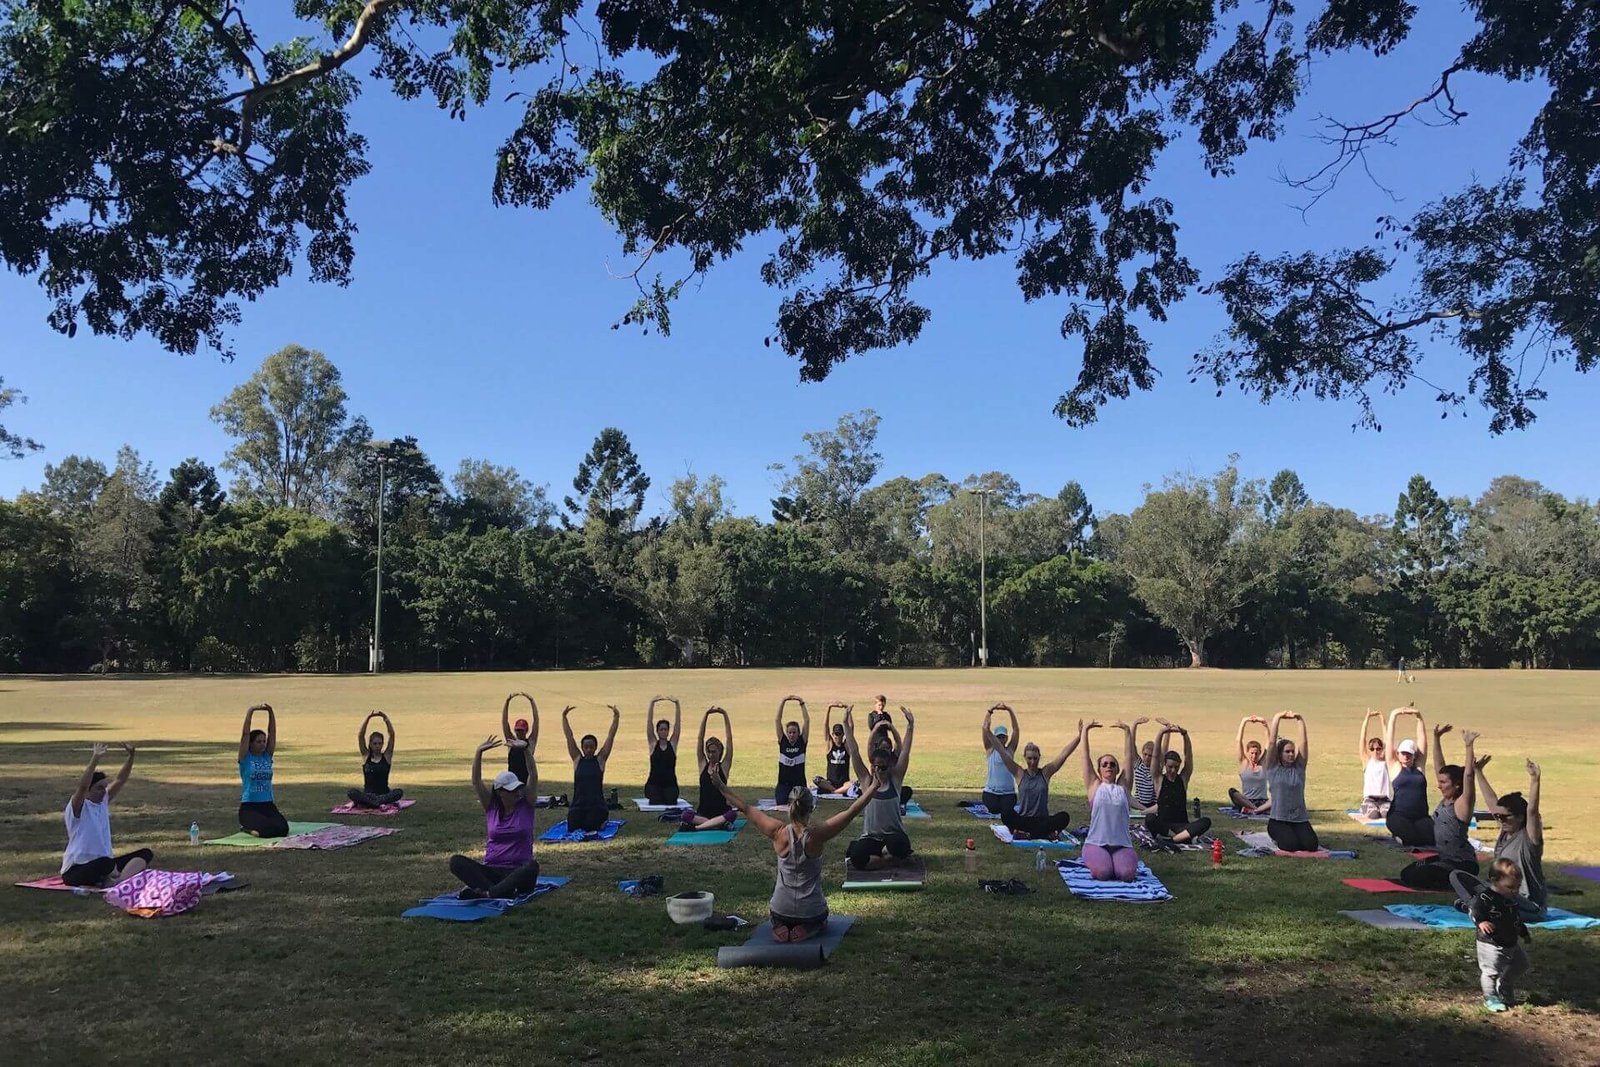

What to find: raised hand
left=1474, top=754, right=1492, bottom=772
left=119, top=741, right=136, bottom=754
left=1132, top=716, right=1150, bottom=727
left=561, top=706, right=575, bottom=717
left=477, top=735, right=503, bottom=753
left=1526, top=759, right=1541, bottom=779
left=901, top=706, right=914, bottom=724
left=1461, top=729, right=1480, bottom=746
left=508, top=738, right=528, bottom=749
left=249, top=703, right=273, bottom=712
left=1434, top=722, right=1453, bottom=736
left=91, top=742, right=108, bottom=760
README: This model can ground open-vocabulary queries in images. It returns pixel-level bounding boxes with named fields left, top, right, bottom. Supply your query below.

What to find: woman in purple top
left=449, top=735, right=541, bottom=900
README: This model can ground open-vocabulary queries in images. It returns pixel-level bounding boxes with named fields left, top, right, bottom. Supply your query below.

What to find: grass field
left=4, top=669, right=1599, bottom=1066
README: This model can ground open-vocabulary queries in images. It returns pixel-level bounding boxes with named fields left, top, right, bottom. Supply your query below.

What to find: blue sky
left=2, top=6, right=1593, bottom=520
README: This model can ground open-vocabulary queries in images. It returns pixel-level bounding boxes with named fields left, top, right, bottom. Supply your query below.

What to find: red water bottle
left=1211, top=838, right=1224, bottom=868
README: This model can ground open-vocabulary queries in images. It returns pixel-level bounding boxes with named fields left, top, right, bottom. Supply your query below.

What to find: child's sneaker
left=1483, top=997, right=1507, bottom=1013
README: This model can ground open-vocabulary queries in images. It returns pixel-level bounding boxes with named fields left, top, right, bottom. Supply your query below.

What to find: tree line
left=4, top=346, right=1598, bottom=675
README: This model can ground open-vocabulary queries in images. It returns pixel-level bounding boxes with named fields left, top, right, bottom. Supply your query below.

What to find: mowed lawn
left=3, top=669, right=1598, bottom=1066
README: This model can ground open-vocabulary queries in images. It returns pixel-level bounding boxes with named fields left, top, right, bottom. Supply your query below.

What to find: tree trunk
left=670, top=634, right=696, bottom=666
left=1185, top=636, right=1206, bottom=668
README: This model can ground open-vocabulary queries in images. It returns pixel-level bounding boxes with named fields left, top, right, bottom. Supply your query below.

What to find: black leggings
left=770, top=909, right=828, bottom=935
left=846, top=831, right=912, bottom=869
left=1228, top=789, right=1267, bottom=813
left=1400, top=855, right=1478, bottom=890
left=449, top=855, right=542, bottom=898
left=1002, top=809, right=1072, bottom=839
left=1386, top=810, right=1435, bottom=847
left=346, top=788, right=403, bottom=808
left=62, top=848, right=154, bottom=887
left=566, top=801, right=608, bottom=832
left=982, top=790, right=1017, bottom=816
left=1146, top=815, right=1212, bottom=840
left=644, top=779, right=679, bottom=805
left=1267, top=819, right=1320, bottom=852
left=239, top=801, right=289, bottom=838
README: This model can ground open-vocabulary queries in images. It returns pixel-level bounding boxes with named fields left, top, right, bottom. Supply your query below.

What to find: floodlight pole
left=972, top=487, right=993, bottom=667
left=370, top=446, right=391, bottom=674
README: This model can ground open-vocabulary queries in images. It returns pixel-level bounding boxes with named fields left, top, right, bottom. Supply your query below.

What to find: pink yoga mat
left=329, top=799, right=416, bottom=815
left=15, top=876, right=99, bottom=892
left=1342, top=878, right=1422, bottom=894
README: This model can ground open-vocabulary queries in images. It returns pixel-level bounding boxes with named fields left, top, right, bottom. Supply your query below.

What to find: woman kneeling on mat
left=62, top=743, right=152, bottom=887
left=1473, top=756, right=1546, bottom=921
left=679, top=707, right=739, bottom=831
left=643, top=696, right=682, bottom=805
left=1398, top=724, right=1479, bottom=890
left=719, top=768, right=880, bottom=942
left=983, top=706, right=1077, bottom=840
left=1264, top=712, right=1319, bottom=853
left=1229, top=715, right=1271, bottom=815
left=843, top=707, right=915, bottom=869
left=1080, top=720, right=1137, bottom=881
left=561, top=704, right=620, bottom=832
left=1143, top=721, right=1211, bottom=843
left=347, top=711, right=403, bottom=809
left=451, top=736, right=541, bottom=899
left=237, top=703, right=288, bottom=837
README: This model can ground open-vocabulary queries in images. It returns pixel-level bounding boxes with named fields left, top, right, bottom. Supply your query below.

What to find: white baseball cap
left=1397, top=739, right=1418, bottom=755
left=491, top=770, right=524, bottom=791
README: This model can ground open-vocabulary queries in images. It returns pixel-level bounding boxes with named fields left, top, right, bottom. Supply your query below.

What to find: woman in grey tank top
left=1398, top=724, right=1480, bottom=890
left=842, top=707, right=917, bottom=870
left=982, top=707, right=1079, bottom=841
left=714, top=767, right=878, bottom=942
left=1229, top=715, right=1271, bottom=815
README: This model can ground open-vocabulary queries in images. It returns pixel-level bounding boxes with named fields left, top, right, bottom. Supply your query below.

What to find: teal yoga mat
left=666, top=819, right=748, bottom=845
left=204, top=821, right=337, bottom=847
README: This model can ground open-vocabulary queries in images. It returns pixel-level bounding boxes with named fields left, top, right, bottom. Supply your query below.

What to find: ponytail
left=789, top=786, right=815, bottom=822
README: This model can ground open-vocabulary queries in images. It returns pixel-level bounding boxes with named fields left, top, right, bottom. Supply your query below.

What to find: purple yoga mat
left=1564, top=866, right=1600, bottom=883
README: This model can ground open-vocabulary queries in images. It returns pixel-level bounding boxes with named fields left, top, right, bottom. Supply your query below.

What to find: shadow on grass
left=0, top=721, right=110, bottom=733
left=2, top=766, right=1597, bottom=1066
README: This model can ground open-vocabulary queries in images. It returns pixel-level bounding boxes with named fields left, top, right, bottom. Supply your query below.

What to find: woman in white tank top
left=1357, top=710, right=1391, bottom=818
left=1079, top=720, right=1139, bottom=882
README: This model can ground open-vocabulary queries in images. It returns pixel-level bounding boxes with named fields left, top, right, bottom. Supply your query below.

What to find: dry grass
left=3, top=669, right=1598, bottom=1066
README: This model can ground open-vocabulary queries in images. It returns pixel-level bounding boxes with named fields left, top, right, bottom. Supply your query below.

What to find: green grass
left=3, top=669, right=1598, bottom=1065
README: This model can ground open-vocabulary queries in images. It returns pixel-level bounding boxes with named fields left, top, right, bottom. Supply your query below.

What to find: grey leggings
left=448, top=855, right=542, bottom=898
left=346, top=788, right=404, bottom=808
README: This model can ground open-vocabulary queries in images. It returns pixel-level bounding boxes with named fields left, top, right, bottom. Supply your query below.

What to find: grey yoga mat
left=715, top=915, right=857, bottom=969
left=1340, top=908, right=1430, bottom=930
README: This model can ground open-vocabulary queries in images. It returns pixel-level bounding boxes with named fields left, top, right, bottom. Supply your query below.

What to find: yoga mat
left=330, top=799, right=416, bottom=815
left=841, top=856, right=926, bottom=890
left=204, top=822, right=337, bottom=847
left=632, top=798, right=691, bottom=811
left=1345, top=810, right=1387, bottom=827
left=666, top=819, right=748, bottom=845
left=1385, top=904, right=1600, bottom=930
left=1055, top=859, right=1172, bottom=903
left=15, top=876, right=100, bottom=892
left=959, top=802, right=1003, bottom=821
left=402, top=877, right=569, bottom=921
left=274, top=825, right=398, bottom=850
left=989, top=824, right=1079, bottom=850
left=538, top=819, right=624, bottom=843
left=1341, top=908, right=1430, bottom=930
left=716, top=915, right=857, bottom=970
left=1342, top=878, right=1424, bottom=894
left=1217, top=806, right=1270, bottom=821
left=1563, top=866, right=1600, bottom=884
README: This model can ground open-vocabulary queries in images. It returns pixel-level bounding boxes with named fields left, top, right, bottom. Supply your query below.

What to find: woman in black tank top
left=813, top=705, right=858, bottom=795
left=562, top=705, right=620, bottom=832
left=643, top=696, right=682, bottom=805
left=678, top=707, right=738, bottom=830
left=500, top=693, right=539, bottom=784
left=773, top=695, right=811, bottom=804
left=346, top=711, right=404, bottom=808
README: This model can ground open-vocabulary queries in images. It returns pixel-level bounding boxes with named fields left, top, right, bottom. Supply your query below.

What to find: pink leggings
left=1081, top=843, right=1138, bottom=882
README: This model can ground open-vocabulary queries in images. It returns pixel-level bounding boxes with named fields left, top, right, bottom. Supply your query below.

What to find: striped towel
left=1056, top=859, right=1172, bottom=902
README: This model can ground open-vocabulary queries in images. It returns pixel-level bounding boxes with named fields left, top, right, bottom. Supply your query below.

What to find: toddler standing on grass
left=1469, top=858, right=1532, bottom=1012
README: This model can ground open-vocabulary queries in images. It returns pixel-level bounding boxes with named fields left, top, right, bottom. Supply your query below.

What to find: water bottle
left=1193, top=797, right=1202, bottom=821
left=1212, top=838, right=1224, bottom=868
left=1035, top=844, right=1047, bottom=871
left=71, top=886, right=95, bottom=897
left=189, top=821, right=200, bottom=847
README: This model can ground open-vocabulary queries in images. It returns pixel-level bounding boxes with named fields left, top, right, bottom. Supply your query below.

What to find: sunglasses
left=1099, top=760, right=1119, bottom=768
left=1492, top=812, right=1514, bottom=821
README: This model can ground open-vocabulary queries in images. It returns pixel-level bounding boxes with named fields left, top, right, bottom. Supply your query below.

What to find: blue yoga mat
left=402, top=876, right=570, bottom=921
left=960, top=803, right=1002, bottom=821
left=1007, top=834, right=1080, bottom=851
left=666, top=818, right=747, bottom=845
left=1384, top=903, right=1600, bottom=930
left=1056, top=859, right=1172, bottom=902
left=539, top=819, right=624, bottom=843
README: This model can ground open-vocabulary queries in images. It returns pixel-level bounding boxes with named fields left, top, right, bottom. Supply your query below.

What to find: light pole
left=971, top=487, right=993, bottom=667
left=369, top=442, right=393, bottom=673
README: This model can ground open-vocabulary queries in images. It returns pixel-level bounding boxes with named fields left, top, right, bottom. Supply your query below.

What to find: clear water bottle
left=1035, top=844, right=1047, bottom=871
left=71, top=886, right=95, bottom=897
left=189, top=821, right=200, bottom=847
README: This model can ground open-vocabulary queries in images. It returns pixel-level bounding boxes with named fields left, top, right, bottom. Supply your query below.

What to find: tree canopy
left=2, top=1, right=1593, bottom=431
